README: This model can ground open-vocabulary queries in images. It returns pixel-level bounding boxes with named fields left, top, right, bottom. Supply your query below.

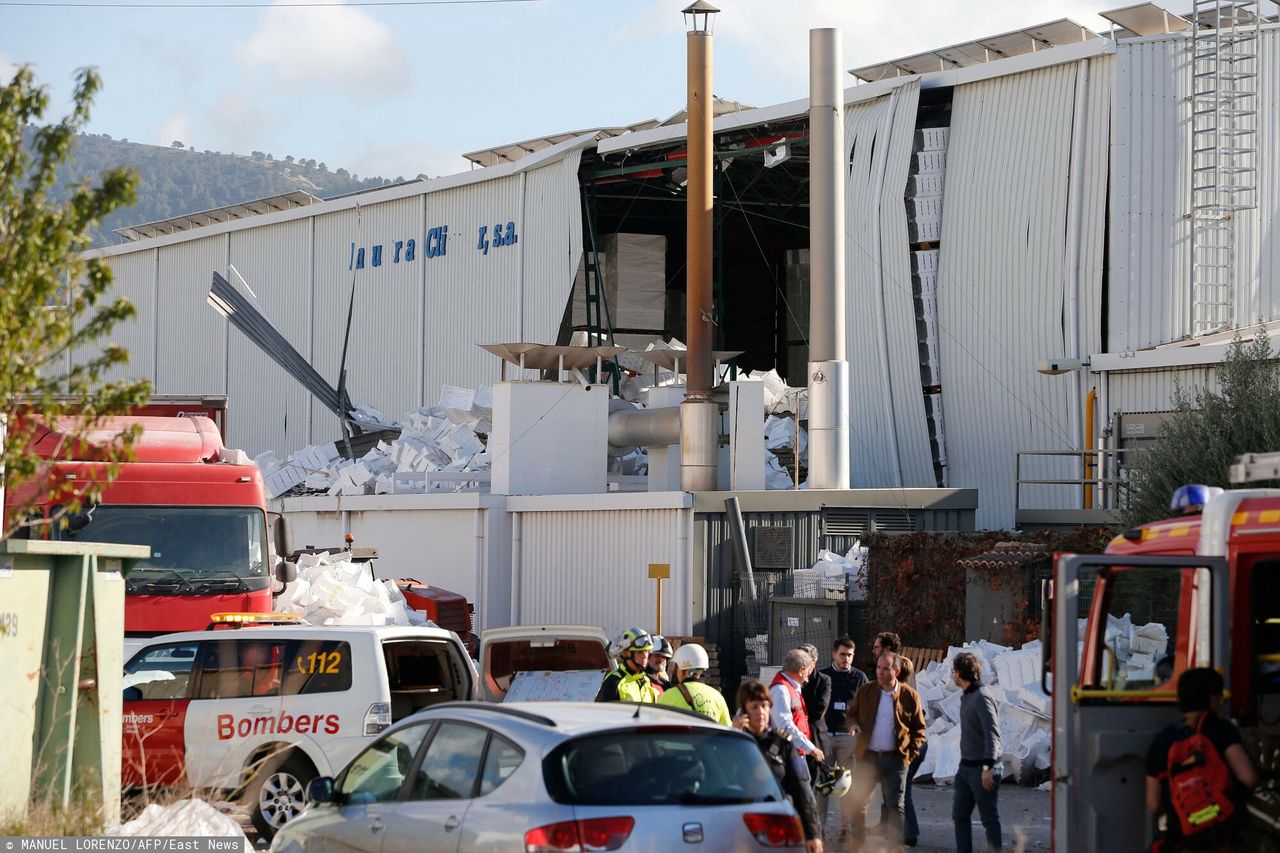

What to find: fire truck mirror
left=275, top=560, right=297, bottom=585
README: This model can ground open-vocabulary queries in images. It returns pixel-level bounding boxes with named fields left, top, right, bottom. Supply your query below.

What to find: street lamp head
left=683, top=0, right=720, bottom=34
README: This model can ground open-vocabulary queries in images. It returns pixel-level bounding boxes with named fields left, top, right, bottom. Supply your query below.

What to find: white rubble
left=106, top=799, right=251, bottom=850
left=793, top=542, right=868, bottom=600
left=916, top=615, right=1167, bottom=785
left=275, top=551, right=437, bottom=628
left=258, top=387, right=492, bottom=499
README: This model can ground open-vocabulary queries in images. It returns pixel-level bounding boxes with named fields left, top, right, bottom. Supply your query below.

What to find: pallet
left=664, top=635, right=721, bottom=691
left=900, top=645, right=947, bottom=677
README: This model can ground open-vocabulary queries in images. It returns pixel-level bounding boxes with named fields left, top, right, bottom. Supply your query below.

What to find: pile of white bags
left=257, top=385, right=492, bottom=498
left=793, top=542, right=868, bottom=600
left=914, top=615, right=1166, bottom=785
left=274, top=551, right=436, bottom=627
left=913, top=639, right=1052, bottom=786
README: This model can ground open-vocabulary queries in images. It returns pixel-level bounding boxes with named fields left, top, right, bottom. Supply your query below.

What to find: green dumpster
left=0, top=539, right=149, bottom=828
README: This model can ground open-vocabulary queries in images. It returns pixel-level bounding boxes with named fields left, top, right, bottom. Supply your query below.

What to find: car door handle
left=370, top=816, right=384, bottom=834
left=444, top=816, right=459, bottom=831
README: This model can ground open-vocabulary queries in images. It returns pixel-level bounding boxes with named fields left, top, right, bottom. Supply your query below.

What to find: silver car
left=271, top=700, right=805, bottom=852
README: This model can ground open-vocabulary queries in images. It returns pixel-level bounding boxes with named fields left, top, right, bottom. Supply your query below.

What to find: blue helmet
left=1169, top=484, right=1225, bottom=513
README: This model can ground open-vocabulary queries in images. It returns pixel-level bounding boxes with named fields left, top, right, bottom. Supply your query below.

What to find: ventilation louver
left=751, top=526, right=794, bottom=569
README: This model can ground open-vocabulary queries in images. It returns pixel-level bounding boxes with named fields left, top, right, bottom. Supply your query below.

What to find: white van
left=478, top=625, right=610, bottom=702
left=121, top=623, right=477, bottom=839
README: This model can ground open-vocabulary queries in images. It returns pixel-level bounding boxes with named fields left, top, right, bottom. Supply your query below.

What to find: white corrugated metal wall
left=1110, top=26, right=1280, bottom=351
left=844, top=79, right=934, bottom=490
left=936, top=57, right=1113, bottom=530
left=94, top=140, right=588, bottom=457
left=1107, top=366, right=1219, bottom=414
left=228, top=219, right=314, bottom=454
left=514, top=503, right=692, bottom=638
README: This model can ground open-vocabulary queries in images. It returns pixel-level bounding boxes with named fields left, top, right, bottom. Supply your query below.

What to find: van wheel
left=246, top=754, right=313, bottom=841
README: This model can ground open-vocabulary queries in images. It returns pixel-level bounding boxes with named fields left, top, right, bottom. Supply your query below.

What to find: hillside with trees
left=31, top=130, right=420, bottom=246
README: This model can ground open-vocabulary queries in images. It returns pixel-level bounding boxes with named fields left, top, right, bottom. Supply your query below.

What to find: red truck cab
left=1050, top=484, right=1280, bottom=850
left=7, top=407, right=275, bottom=640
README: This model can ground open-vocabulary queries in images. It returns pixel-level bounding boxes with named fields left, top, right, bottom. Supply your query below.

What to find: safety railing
left=1015, top=448, right=1140, bottom=512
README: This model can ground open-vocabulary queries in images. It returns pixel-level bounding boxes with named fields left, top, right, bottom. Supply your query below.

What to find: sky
left=2, top=0, right=1114, bottom=181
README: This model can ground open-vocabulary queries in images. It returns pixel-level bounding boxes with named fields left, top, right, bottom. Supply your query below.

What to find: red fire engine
left=1049, top=456, right=1280, bottom=850
left=6, top=397, right=278, bottom=640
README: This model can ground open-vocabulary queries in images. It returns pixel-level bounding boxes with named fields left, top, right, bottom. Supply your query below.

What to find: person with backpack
left=1146, top=667, right=1260, bottom=851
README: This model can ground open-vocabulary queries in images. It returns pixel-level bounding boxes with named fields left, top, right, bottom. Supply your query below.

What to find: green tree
left=1120, top=332, right=1280, bottom=527
left=1, top=66, right=152, bottom=538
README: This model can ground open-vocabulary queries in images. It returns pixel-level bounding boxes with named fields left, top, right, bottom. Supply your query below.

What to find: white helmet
left=673, top=643, right=710, bottom=674
left=814, top=764, right=853, bottom=798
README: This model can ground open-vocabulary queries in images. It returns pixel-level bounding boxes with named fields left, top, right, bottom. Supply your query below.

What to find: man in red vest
left=770, top=648, right=825, bottom=807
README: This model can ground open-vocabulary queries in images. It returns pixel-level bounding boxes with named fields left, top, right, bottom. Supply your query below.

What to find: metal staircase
left=1189, top=0, right=1261, bottom=336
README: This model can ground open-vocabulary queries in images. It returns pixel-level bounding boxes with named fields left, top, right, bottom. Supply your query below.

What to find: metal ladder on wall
left=1189, top=0, right=1261, bottom=336
left=579, top=191, right=621, bottom=392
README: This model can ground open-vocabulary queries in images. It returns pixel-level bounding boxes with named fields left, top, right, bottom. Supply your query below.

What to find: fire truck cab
left=1049, top=460, right=1280, bottom=851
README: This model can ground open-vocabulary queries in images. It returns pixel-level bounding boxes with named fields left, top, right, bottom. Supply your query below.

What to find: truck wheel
left=246, top=754, right=314, bottom=841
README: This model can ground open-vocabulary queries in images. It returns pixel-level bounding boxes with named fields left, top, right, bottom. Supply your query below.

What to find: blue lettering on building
left=348, top=219, right=512, bottom=269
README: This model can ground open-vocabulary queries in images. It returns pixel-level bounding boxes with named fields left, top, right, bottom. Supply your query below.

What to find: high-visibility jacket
left=656, top=680, right=732, bottom=725
left=595, top=666, right=660, bottom=703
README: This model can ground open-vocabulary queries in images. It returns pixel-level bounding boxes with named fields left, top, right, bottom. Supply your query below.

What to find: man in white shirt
left=769, top=649, right=825, bottom=780
left=844, top=651, right=927, bottom=846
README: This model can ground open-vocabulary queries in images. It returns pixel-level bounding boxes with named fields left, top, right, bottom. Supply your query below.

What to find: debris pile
left=792, top=542, right=867, bottom=600
left=107, top=799, right=251, bottom=850
left=274, top=551, right=436, bottom=627
left=915, top=614, right=1168, bottom=785
left=914, top=639, right=1052, bottom=786
left=257, top=385, right=492, bottom=499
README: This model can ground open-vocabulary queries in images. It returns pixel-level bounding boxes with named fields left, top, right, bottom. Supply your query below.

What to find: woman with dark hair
left=734, top=679, right=824, bottom=853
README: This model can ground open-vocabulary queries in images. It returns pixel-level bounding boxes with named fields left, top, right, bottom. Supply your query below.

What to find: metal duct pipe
left=608, top=406, right=682, bottom=449
left=808, top=28, right=851, bottom=489
left=681, top=6, right=719, bottom=492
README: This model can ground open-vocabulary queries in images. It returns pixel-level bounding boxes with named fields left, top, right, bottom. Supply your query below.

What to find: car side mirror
left=305, top=776, right=335, bottom=805
left=275, top=560, right=297, bottom=585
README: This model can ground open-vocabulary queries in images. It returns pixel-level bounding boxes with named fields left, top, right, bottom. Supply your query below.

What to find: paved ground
left=229, top=779, right=1053, bottom=851
left=822, top=781, right=1051, bottom=852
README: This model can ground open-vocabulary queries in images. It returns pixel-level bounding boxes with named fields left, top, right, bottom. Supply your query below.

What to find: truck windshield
left=56, top=505, right=268, bottom=591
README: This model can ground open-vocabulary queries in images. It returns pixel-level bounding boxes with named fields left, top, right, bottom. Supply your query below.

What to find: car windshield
left=57, top=505, right=267, bottom=589
left=543, top=728, right=783, bottom=806
left=485, top=638, right=609, bottom=696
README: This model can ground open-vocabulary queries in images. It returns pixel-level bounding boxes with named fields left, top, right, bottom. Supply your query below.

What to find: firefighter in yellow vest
left=657, top=643, right=732, bottom=725
left=595, top=626, right=661, bottom=703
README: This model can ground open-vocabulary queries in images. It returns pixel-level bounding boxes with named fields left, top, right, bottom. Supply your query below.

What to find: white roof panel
left=850, top=17, right=1099, bottom=82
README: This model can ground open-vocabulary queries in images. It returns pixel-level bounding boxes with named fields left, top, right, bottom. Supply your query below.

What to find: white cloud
left=200, top=89, right=273, bottom=154
left=236, top=2, right=411, bottom=101
left=631, top=1, right=1112, bottom=91
left=157, top=112, right=193, bottom=149
left=345, top=139, right=466, bottom=182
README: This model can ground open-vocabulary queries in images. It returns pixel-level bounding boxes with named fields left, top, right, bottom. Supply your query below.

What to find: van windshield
left=543, top=729, right=783, bottom=806
left=57, top=505, right=268, bottom=592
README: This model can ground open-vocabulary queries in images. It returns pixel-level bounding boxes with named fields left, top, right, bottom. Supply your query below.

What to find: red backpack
left=1164, top=714, right=1235, bottom=838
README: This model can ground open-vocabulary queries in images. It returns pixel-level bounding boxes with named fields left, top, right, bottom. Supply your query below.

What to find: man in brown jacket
left=844, top=650, right=927, bottom=846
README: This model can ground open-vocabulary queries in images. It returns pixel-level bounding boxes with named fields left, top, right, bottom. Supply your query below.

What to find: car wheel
left=246, top=754, right=313, bottom=841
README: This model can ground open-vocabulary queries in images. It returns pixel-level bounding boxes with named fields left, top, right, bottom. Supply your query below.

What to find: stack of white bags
left=915, top=613, right=1167, bottom=785
left=256, top=385, right=492, bottom=499
left=274, top=551, right=436, bottom=627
